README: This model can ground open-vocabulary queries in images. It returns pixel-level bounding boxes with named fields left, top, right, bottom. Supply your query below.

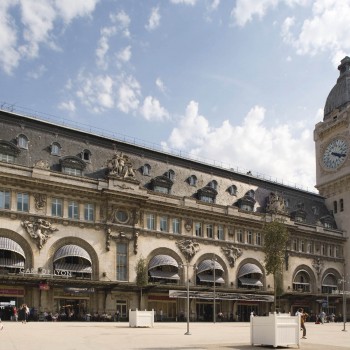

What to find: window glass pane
left=64, top=167, right=82, bottom=176
left=217, top=225, right=224, bottom=240
left=0, top=153, right=15, bottom=163
left=172, top=218, right=180, bottom=234
left=247, top=231, right=253, bottom=244
left=146, top=214, right=155, bottom=230
left=68, top=201, right=79, bottom=219
left=255, top=233, right=261, bottom=245
left=160, top=216, right=168, bottom=232
left=17, top=193, right=29, bottom=212
left=0, top=190, right=10, bottom=209
left=154, top=186, right=169, bottom=194
left=84, top=203, right=94, bottom=221
left=195, top=222, right=202, bottom=237
left=206, top=224, right=213, bottom=238
left=52, top=198, right=63, bottom=217
left=117, top=243, right=128, bottom=281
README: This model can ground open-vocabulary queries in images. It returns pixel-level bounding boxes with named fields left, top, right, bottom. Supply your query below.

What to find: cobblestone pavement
left=0, top=321, right=349, bottom=350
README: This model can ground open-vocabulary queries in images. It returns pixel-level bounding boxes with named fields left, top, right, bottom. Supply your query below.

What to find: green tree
left=262, top=220, right=289, bottom=312
left=135, top=256, right=148, bottom=309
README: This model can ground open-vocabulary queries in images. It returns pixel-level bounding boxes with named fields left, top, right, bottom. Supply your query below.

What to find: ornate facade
left=0, top=61, right=349, bottom=321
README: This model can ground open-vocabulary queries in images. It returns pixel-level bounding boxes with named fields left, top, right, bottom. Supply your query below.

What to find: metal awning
left=322, top=274, right=337, bottom=287
left=169, top=290, right=274, bottom=302
left=292, top=282, right=310, bottom=285
left=0, top=258, right=25, bottom=268
left=239, top=277, right=263, bottom=287
left=0, top=237, right=25, bottom=259
left=149, top=270, right=180, bottom=280
left=148, top=255, right=178, bottom=270
left=197, top=259, right=224, bottom=274
left=238, top=263, right=262, bottom=278
left=54, top=262, right=92, bottom=273
left=197, top=273, right=225, bottom=284
left=53, top=245, right=92, bottom=264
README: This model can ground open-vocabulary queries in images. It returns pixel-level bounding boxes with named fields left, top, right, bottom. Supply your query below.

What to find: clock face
left=322, top=138, right=349, bottom=169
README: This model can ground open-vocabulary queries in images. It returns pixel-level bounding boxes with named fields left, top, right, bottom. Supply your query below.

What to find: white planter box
left=250, top=312, right=300, bottom=348
left=129, top=309, right=154, bottom=328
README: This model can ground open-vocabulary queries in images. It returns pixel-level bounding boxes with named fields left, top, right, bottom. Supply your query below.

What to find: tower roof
left=324, top=56, right=350, bottom=120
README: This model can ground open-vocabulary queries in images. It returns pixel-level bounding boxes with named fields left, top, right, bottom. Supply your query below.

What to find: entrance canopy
left=169, top=290, right=273, bottom=302
left=54, top=245, right=92, bottom=264
left=148, top=255, right=180, bottom=281
left=0, top=237, right=25, bottom=259
left=238, top=263, right=262, bottom=278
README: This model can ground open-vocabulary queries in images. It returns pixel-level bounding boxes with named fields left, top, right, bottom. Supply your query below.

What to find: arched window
left=209, top=180, right=218, bottom=190
left=293, top=270, right=311, bottom=292
left=322, top=273, right=338, bottom=294
left=142, top=164, right=151, bottom=176
left=166, top=169, right=175, bottom=181
left=228, top=185, right=237, bottom=196
left=188, top=175, right=197, bottom=186
left=51, top=142, right=61, bottom=156
left=82, top=149, right=91, bottom=162
left=17, top=134, right=28, bottom=149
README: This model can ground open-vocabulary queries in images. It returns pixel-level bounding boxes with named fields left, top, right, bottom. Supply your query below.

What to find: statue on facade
left=312, top=257, right=324, bottom=275
left=221, top=245, right=242, bottom=267
left=107, top=152, right=136, bottom=179
left=22, top=218, right=58, bottom=249
left=266, top=192, right=286, bottom=214
left=34, top=193, right=47, bottom=211
left=176, top=239, right=200, bottom=261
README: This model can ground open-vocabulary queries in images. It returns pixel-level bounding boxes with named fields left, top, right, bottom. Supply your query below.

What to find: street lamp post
left=339, top=275, right=347, bottom=332
left=212, top=255, right=217, bottom=324
left=185, top=261, right=191, bottom=335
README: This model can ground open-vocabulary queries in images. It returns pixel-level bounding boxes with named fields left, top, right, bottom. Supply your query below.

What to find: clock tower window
left=340, top=199, right=344, bottom=212
left=333, top=201, right=337, bottom=214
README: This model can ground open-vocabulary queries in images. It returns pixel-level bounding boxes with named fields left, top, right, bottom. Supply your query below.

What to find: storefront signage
left=19, top=268, right=72, bottom=277
left=0, top=288, right=25, bottom=296
left=64, top=287, right=95, bottom=294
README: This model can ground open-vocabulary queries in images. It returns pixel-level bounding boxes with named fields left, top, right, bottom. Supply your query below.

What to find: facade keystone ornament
left=221, top=244, right=242, bottom=267
left=105, top=227, right=139, bottom=254
left=176, top=239, right=200, bottom=261
left=22, top=218, right=58, bottom=249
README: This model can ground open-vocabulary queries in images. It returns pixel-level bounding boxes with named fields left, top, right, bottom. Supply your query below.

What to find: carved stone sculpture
left=22, top=218, right=58, bottom=249
left=266, top=192, right=286, bottom=214
left=107, top=152, right=136, bottom=178
left=176, top=239, right=200, bottom=261
left=221, top=245, right=242, bottom=267
left=312, top=257, right=324, bottom=275
left=33, top=193, right=47, bottom=211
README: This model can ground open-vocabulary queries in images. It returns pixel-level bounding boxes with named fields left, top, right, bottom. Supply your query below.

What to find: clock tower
left=314, top=56, right=350, bottom=279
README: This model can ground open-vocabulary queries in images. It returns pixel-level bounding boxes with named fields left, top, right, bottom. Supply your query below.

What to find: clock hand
left=331, top=152, right=346, bottom=158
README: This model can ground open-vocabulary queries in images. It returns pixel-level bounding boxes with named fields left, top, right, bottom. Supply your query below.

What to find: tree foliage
left=262, top=220, right=289, bottom=311
left=135, top=256, right=148, bottom=287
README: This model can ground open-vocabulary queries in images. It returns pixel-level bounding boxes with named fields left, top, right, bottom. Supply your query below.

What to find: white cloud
left=170, top=0, right=197, bottom=5
left=76, top=72, right=115, bottom=113
left=146, top=6, right=161, bottom=31
left=231, top=0, right=278, bottom=27
left=281, top=0, right=350, bottom=63
left=117, top=75, right=141, bottom=114
left=140, top=96, right=169, bottom=121
left=0, top=0, right=99, bottom=74
left=54, top=0, right=99, bottom=24
left=117, top=46, right=132, bottom=63
left=162, top=101, right=316, bottom=191
left=110, top=10, right=131, bottom=37
left=209, top=0, right=220, bottom=11
left=156, top=78, right=166, bottom=93
left=58, top=100, right=76, bottom=112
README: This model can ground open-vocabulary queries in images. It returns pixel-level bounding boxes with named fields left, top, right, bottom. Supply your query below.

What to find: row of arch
left=0, top=233, right=342, bottom=292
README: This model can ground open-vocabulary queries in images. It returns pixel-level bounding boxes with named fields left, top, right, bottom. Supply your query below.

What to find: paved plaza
left=1, top=321, right=349, bottom=350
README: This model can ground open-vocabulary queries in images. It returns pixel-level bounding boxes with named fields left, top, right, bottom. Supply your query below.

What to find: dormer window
left=151, top=175, right=173, bottom=194
left=209, top=180, right=218, bottom=190
left=166, top=169, right=175, bottom=181
left=17, top=134, right=28, bottom=149
left=51, top=142, right=61, bottom=156
left=188, top=175, right=197, bottom=186
left=198, top=186, right=217, bottom=203
left=247, top=190, right=255, bottom=198
left=142, top=164, right=151, bottom=176
left=82, top=149, right=91, bottom=162
left=60, top=156, right=86, bottom=176
left=228, top=185, right=237, bottom=196
left=0, top=140, right=20, bottom=163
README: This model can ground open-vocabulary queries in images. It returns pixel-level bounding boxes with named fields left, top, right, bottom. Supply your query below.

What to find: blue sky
left=1, top=0, right=348, bottom=192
